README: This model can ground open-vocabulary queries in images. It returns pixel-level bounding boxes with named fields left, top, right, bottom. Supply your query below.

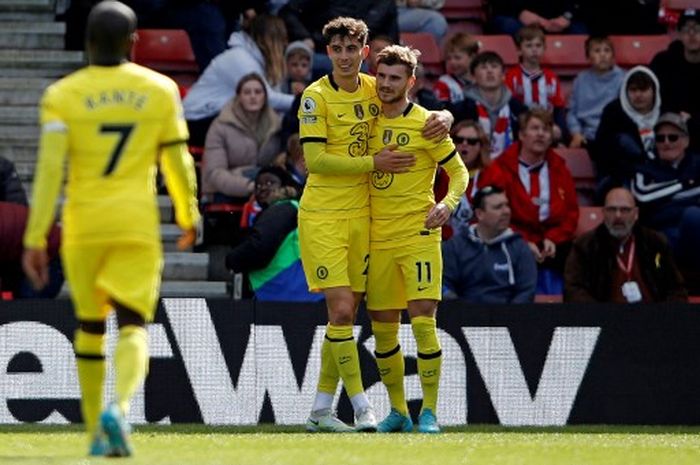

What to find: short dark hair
left=584, top=36, right=614, bottom=57
left=470, top=51, right=504, bottom=75
left=515, top=24, right=545, bottom=47
left=473, top=185, right=504, bottom=210
left=322, top=17, right=369, bottom=46
left=626, top=70, right=655, bottom=92
left=256, top=165, right=297, bottom=189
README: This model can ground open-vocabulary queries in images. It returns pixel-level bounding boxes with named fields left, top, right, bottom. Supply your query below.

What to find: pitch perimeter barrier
left=1, top=299, right=699, bottom=426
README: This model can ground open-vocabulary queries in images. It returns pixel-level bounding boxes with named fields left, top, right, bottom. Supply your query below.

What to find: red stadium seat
left=610, top=35, right=672, bottom=67
left=472, top=35, right=519, bottom=66
left=556, top=147, right=597, bottom=205
left=576, top=206, right=604, bottom=237
left=400, top=32, right=444, bottom=75
left=132, top=29, right=199, bottom=88
left=542, top=35, right=588, bottom=77
left=441, top=0, right=486, bottom=21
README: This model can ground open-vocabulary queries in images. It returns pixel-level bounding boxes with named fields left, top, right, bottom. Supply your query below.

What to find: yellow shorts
left=61, top=241, right=163, bottom=322
left=366, top=241, right=442, bottom=310
left=298, top=216, right=369, bottom=292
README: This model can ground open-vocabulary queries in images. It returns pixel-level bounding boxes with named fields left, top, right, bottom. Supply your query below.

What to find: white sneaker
left=305, top=409, right=354, bottom=433
left=354, top=406, right=378, bottom=432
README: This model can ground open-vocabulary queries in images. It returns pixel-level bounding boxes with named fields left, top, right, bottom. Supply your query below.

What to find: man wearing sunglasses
left=631, top=112, right=700, bottom=292
left=564, top=187, right=687, bottom=303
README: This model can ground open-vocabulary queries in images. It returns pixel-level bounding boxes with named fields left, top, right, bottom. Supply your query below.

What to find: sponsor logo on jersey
left=371, top=171, right=394, bottom=190
left=397, top=133, right=410, bottom=146
left=302, top=97, right=316, bottom=113
left=382, top=129, right=392, bottom=145
left=353, top=104, right=364, bottom=119
left=369, top=103, right=379, bottom=116
left=316, top=266, right=329, bottom=280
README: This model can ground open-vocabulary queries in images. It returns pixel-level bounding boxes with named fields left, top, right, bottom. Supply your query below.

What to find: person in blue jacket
left=442, top=185, right=537, bottom=303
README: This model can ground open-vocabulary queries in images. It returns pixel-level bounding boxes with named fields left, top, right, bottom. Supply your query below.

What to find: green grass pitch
left=1, top=425, right=700, bottom=465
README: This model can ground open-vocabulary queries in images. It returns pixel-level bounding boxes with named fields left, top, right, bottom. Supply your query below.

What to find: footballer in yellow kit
left=24, top=61, right=199, bottom=321
left=367, top=102, right=466, bottom=309
left=297, top=72, right=380, bottom=292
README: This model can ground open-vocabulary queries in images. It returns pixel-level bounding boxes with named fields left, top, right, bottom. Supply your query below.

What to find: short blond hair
left=376, top=44, right=421, bottom=77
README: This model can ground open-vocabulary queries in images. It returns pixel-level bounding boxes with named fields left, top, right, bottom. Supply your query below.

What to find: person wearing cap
left=564, top=187, right=687, bottom=303
left=282, top=40, right=314, bottom=96
left=631, top=112, right=700, bottom=291
left=650, top=8, right=700, bottom=151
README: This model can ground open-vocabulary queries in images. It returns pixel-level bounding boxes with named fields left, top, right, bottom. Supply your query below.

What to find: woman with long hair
left=184, top=14, right=292, bottom=146
left=202, top=73, right=283, bottom=204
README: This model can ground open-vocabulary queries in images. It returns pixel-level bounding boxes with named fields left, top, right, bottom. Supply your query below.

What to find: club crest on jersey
left=371, top=170, right=394, bottom=190
left=316, top=266, right=329, bottom=280
left=382, top=129, right=393, bottom=145
left=369, top=104, right=379, bottom=116
left=397, top=133, right=410, bottom=146
left=353, top=104, right=364, bottom=119
left=302, top=97, right=316, bottom=113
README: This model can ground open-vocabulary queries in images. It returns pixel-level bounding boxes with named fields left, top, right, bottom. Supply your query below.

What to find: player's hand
left=374, top=144, right=416, bottom=173
left=542, top=238, right=557, bottom=258
left=527, top=241, right=544, bottom=263
left=22, top=248, right=49, bottom=290
left=422, top=110, right=453, bottom=140
left=424, top=202, right=451, bottom=229
left=177, top=228, right=197, bottom=251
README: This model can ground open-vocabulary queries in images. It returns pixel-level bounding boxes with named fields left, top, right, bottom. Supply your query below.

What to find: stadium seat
left=576, top=206, right=604, bottom=237
left=446, top=20, right=484, bottom=38
left=132, top=29, right=199, bottom=88
left=556, top=147, right=597, bottom=205
left=542, top=35, right=588, bottom=77
left=441, top=0, right=486, bottom=21
left=472, top=35, right=519, bottom=66
left=610, top=35, right=672, bottom=67
left=400, top=32, right=444, bottom=75
left=658, top=0, right=697, bottom=29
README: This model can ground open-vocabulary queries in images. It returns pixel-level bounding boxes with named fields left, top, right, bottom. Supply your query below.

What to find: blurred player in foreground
left=22, top=0, right=199, bottom=457
left=367, top=45, right=468, bottom=433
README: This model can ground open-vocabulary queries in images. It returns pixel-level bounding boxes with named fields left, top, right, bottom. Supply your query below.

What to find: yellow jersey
left=369, top=103, right=461, bottom=249
left=24, top=62, right=197, bottom=247
left=298, top=73, right=380, bottom=219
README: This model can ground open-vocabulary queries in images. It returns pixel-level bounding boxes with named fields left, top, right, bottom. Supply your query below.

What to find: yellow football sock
left=326, top=325, right=364, bottom=398
left=371, top=321, right=407, bottom=416
left=317, top=326, right=340, bottom=395
left=74, top=329, right=106, bottom=438
left=114, top=325, right=149, bottom=416
left=411, top=316, right=441, bottom=413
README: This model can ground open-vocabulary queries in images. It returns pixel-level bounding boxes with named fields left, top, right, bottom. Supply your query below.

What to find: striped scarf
left=477, top=102, right=512, bottom=159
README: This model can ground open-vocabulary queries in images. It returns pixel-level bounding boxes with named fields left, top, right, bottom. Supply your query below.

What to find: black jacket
left=279, top=0, right=399, bottom=52
left=490, top=0, right=579, bottom=18
left=564, top=223, right=687, bottom=303
left=650, top=40, right=700, bottom=152
left=0, top=156, right=27, bottom=206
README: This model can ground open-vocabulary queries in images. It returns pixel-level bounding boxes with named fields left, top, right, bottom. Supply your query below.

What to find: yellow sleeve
left=23, top=88, right=67, bottom=249
left=160, top=142, right=200, bottom=230
left=439, top=151, right=469, bottom=211
left=303, top=141, right=375, bottom=175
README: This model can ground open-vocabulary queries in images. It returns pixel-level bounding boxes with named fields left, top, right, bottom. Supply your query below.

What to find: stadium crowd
left=5, top=0, right=699, bottom=303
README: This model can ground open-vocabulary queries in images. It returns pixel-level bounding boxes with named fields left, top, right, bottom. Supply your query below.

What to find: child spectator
left=567, top=36, right=624, bottom=149
left=281, top=40, right=313, bottom=96
left=434, top=33, right=479, bottom=104
left=505, top=25, right=566, bottom=140
left=368, top=35, right=394, bottom=75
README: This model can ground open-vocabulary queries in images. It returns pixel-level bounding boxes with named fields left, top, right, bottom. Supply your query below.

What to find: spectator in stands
left=0, top=156, right=27, bottom=205
left=202, top=73, right=283, bottom=205
left=505, top=25, right=566, bottom=142
left=285, top=133, right=307, bottom=187
left=225, top=166, right=321, bottom=302
left=279, top=0, right=399, bottom=78
left=631, top=112, right=700, bottom=289
left=409, top=63, right=444, bottom=111
left=650, top=9, right=700, bottom=152
left=567, top=36, right=624, bottom=149
left=0, top=201, right=63, bottom=298
left=442, top=185, right=537, bottom=303
left=449, top=52, right=527, bottom=159
left=564, top=187, right=687, bottom=303
left=489, top=0, right=587, bottom=36
left=479, top=108, right=579, bottom=293
left=395, top=0, right=448, bottom=43
left=434, top=33, right=479, bottom=105
left=593, top=66, right=660, bottom=190
left=368, top=35, right=394, bottom=75
left=581, top=0, right=665, bottom=36
left=281, top=40, right=313, bottom=96
left=183, top=14, right=293, bottom=147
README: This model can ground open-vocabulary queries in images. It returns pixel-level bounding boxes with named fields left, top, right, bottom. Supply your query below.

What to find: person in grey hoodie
left=448, top=52, right=527, bottom=159
left=442, top=185, right=537, bottom=303
left=183, top=14, right=294, bottom=146
left=567, top=36, right=625, bottom=148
